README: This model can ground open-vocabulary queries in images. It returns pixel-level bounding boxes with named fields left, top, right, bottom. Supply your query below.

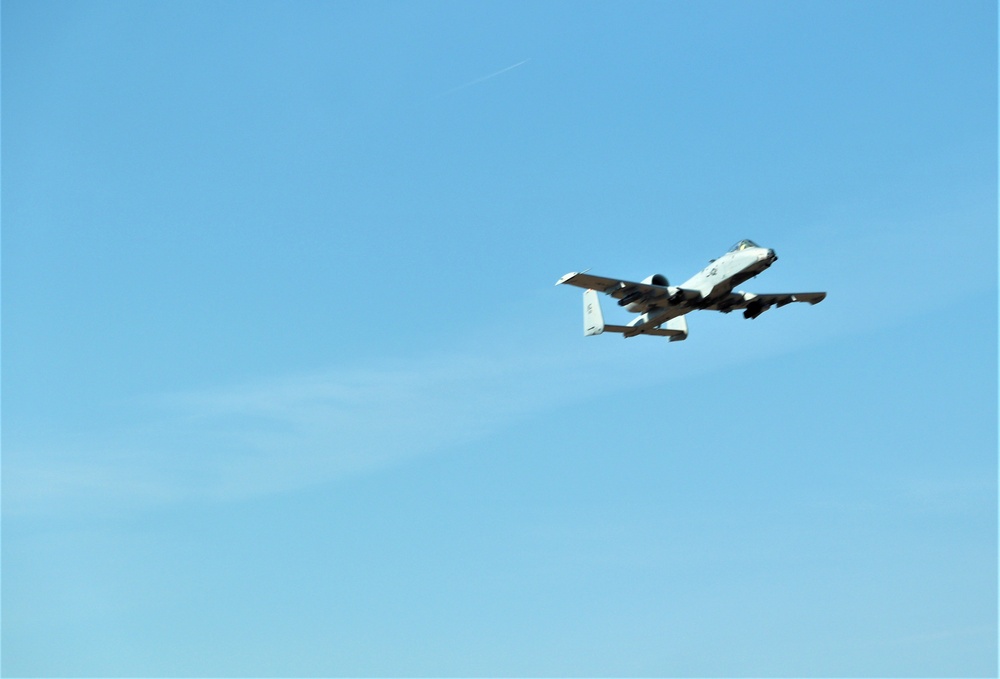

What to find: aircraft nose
left=765, top=248, right=777, bottom=262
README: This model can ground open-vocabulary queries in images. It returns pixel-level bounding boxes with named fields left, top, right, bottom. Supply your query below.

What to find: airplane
left=556, top=239, right=826, bottom=342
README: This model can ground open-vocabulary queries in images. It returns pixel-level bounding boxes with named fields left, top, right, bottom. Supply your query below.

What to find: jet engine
left=642, top=274, right=669, bottom=287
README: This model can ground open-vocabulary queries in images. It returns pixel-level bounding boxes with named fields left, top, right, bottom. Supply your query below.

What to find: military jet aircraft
left=556, top=239, right=826, bottom=342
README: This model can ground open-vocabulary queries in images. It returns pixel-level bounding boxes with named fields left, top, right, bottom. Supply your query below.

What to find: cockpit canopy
left=728, top=239, right=760, bottom=252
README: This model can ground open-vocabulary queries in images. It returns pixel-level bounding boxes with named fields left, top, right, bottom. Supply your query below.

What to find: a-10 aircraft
left=556, top=239, right=826, bottom=342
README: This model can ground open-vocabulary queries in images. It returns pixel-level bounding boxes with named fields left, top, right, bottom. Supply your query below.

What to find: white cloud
left=3, top=278, right=857, bottom=518
left=3, top=343, right=626, bottom=516
left=441, top=59, right=531, bottom=97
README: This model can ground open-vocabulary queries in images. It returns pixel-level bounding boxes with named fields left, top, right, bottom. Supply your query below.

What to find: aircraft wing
left=555, top=271, right=670, bottom=305
left=709, top=291, right=827, bottom=316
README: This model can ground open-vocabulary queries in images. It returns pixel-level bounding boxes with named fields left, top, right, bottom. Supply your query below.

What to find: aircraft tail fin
left=582, top=289, right=688, bottom=341
left=583, top=289, right=605, bottom=336
left=660, top=314, right=688, bottom=342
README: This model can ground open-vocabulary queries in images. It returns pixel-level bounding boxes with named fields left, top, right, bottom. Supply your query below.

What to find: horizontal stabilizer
left=601, top=311, right=689, bottom=342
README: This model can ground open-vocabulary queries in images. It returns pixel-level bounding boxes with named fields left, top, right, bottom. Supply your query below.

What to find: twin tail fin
left=582, top=289, right=687, bottom=341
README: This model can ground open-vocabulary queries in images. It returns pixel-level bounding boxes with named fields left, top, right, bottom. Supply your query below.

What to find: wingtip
left=555, top=268, right=590, bottom=286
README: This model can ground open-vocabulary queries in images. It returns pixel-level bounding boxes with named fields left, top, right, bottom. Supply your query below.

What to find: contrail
left=443, top=58, right=531, bottom=96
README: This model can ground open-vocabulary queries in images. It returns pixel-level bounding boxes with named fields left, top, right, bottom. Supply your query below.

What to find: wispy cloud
left=442, top=58, right=531, bottom=96
left=3, top=343, right=625, bottom=516
left=3, top=283, right=844, bottom=519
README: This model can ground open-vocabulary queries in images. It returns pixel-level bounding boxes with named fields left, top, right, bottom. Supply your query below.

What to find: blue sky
left=2, top=1, right=996, bottom=676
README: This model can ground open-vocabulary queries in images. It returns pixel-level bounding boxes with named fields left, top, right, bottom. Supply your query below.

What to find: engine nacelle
left=620, top=275, right=672, bottom=312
